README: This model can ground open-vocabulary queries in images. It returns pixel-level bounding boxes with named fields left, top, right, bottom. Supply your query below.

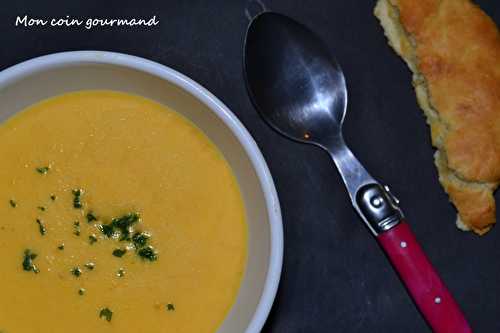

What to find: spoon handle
left=378, top=222, right=472, bottom=333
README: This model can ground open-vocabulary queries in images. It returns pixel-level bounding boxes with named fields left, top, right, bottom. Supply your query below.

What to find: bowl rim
left=0, top=50, right=283, bottom=333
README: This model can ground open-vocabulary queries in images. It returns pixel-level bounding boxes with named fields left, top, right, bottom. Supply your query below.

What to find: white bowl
left=0, top=51, right=283, bottom=333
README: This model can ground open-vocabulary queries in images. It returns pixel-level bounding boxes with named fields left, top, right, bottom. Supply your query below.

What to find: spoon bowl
left=244, top=12, right=347, bottom=148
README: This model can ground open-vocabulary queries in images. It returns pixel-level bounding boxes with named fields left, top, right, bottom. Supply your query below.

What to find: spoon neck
left=326, top=139, right=403, bottom=235
left=325, top=136, right=377, bottom=201
left=326, top=133, right=347, bottom=150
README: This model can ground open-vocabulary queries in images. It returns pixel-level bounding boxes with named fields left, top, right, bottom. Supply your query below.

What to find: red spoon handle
left=378, top=222, right=472, bottom=333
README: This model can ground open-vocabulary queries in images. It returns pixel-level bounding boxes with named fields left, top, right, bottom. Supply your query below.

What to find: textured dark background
left=1, top=1, right=499, bottom=332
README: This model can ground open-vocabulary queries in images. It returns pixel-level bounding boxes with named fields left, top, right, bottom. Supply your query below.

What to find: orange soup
left=0, top=90, right=247, bottom=333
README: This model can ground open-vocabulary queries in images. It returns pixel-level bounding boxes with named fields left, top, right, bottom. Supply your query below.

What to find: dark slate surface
left=0, top=1, right=499, bottom=332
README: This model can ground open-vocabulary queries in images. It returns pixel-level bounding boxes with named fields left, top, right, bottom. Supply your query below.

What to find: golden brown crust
left=435, top=151, right=495, bottom=235
left=375, top=0, right=500, bottom=234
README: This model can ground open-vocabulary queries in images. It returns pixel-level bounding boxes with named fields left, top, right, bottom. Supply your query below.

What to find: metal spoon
left=244, top=12, right=471, bottom=333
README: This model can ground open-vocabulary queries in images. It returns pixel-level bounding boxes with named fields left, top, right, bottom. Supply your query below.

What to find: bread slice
left=374, top=0, right=500, bottom=235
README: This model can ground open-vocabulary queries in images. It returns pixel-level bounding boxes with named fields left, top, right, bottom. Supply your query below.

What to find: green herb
left=36, top=166, right=50, bottom=174
left=73, top=221, right=81, bottom=236
left=86, top=211, right=98, bottom=223
left=50, top=194, right=57, bottom=201
left=78, top=288, right=86, bottom=296
left=71, top=267, right=82, bottom=277
left=166, top=303, right=175, bottom=311
left=89, top=234, right=98, bottom=245
left=58, top=243, right=65, bottom=250
left=111, top=212, right=140, bottom=241
left=85, top=262, right=95, bottom=270
left=22, top=249, right=40, bottom=273
left=36, top=219, right=46, bottom=236
left=98, top=212, right=140, bottom=240
left=37, top=206, right=46, bottom=212
left=137, top=245, right=158, bottom=262
left=99, top=308, right=113, bottom=322
left=72, top=189, right=84, bottom=209
left=9, top=199, right=17, bottom=208
left=132, top=231, right=150, bottom=248
left=112, top=248, right=127, bottom=258
left=117, top=268, right=125, bottom=277
left=99, top=224, right=115, bottom=238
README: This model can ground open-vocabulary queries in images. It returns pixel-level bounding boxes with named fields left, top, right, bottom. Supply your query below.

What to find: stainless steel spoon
left=244, top=12, right=470, bottom=333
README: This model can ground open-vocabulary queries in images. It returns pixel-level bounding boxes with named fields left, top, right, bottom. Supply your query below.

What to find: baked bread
left=374, top=0, right=500, bottom=235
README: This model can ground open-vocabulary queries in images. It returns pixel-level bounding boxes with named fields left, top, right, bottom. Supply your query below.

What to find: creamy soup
left=0, top=90, right=247, bottom=333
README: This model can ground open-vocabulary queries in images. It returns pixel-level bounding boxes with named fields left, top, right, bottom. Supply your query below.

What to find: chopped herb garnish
left=36, top=219, right=46, bottom=236
left=36, top=166, right=50, bottom=174
left=86, top=211, right=98, bottom=223
left=132, top=231, right=150, bottom=248
left=137, top=245, right=158, bottom=262
left=117, top=268, right=125, bottom=277
left=37, top=206, right=46, bottom=212
left=22, top=249, right=39, bottom=273
left=98, top=212, right=140, bottom=240
left=73, top=221, right=81, bottom=236
left=50, top=194, right=57, bottom=201
left=78, top=288, right=86, bottom=296
left=9, top=199, right=17, bottom=208
left=72, top=189, right=84, bottom=209
left=89, top=234, right=98, bottom=245
left=58, top=243, right=65, bottom=250
left=99, top=308, right=113, bottom=322
left=71, top=267, right=82, bottom=277
left=112, top=248, right=127, bottom=258
left=166, top=303, right=175, bottom=311
left=111, top=212, right=140, bottom=241
left=85, top=262, right=95, bottom=270
left=99, top=224, right=115, bottom=238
